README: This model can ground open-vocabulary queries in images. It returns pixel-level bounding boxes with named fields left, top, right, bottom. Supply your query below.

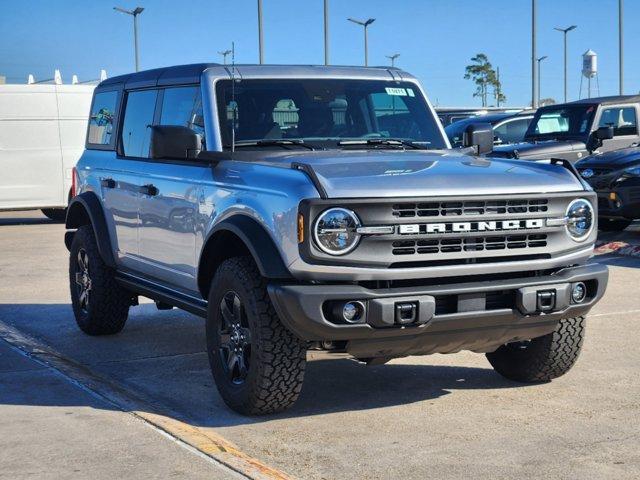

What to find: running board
left=115, top=272, right=208, bottom=318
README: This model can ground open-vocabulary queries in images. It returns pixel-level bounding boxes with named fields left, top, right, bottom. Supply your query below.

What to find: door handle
left=140, top=184, right=159, bottom=196
left=100, top=178, right=116, bottom=189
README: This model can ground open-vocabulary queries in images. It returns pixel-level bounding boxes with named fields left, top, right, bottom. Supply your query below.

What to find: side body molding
left=197, top=215, right=292, bottom=296
left=64, top=192, right=116, bottom=268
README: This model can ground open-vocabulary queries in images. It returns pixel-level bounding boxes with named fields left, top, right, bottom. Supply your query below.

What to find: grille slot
left=392, top=234, right=548, bottom=256
left=392, top=199, right=548, bottom=218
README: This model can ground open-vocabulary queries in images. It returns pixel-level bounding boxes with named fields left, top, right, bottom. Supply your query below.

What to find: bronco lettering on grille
left=399, top=219, right=545, bottom=235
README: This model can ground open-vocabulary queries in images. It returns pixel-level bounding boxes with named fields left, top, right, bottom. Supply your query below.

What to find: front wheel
left=598, top=218, right=632, bottom=232
left=486, top=316, right=585, bottom=382
left=206, top=257, right=307, bottom=415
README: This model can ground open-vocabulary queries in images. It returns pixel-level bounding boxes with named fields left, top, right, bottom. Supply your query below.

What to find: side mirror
left=462, top=122, right=494, bottom=155
left=150, top=125, right=202, bottom=160
left=595, top=125, right=614, bottom=141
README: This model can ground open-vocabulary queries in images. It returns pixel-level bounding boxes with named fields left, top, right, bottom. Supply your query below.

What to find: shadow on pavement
left=0, top=302, right=526, bottom=428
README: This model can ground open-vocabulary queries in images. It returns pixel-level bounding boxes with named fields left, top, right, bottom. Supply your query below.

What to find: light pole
left=554, top=25, right=577, bottom=103
left=113, top=6, right=144, bottom=72
left=386, top=53, right=400, bottom=67
left=348, top=18, right=375, bottom=66
left=537, top=55, right=548, bottom=106
left=218, top=49, right=232, bottom=65
left=257, top=0, right=264, bottom=64
left=531, top=0, right=537, bottom=108
left=324, top=0, right=329, bottom=65
left=619, top=0, right=624, bottom=94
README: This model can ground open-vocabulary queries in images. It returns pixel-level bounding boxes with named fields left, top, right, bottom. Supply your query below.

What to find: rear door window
left=494, top=117, right=531, bottom=145
left=598, top=106, right=638, bottom=136
left=120, top=89, right=158, bottom=158
left=87, top=91, right=118, bottom=147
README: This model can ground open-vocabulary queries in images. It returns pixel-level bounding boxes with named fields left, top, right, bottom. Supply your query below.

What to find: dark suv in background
left=492, top=95, right=640, bottom=163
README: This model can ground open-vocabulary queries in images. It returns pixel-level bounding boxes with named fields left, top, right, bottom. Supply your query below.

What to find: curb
left=0, top=320, right=293, bottom=480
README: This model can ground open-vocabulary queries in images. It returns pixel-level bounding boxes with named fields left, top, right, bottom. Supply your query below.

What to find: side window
left=494, top=118, right=531, bottom=145
left=87, top=91, right=118, bottom=146
left=598, top=107, right=638, bottom=136
left=120, top=89, right=158, bottom=158
left=160, top=86, right=205, bottom=142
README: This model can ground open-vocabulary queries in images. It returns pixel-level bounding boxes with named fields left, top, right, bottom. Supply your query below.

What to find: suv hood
left=577, top=146, right=640, bottom=169
left=492, top=139, right=586, bottom=159
left=253, top=150, right=584, bottom=198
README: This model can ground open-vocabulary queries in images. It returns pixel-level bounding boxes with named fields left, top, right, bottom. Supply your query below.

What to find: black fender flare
left=197, top=215, right=292, bottom=296
left=64, top=192, right=116, bottom=268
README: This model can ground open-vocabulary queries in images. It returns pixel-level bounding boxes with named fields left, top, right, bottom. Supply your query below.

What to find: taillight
left=71, top=167, right=78, bottom=198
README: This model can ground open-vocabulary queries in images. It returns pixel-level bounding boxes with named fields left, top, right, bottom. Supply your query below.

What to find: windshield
left=526, top=105, right=596, bottom=140
left=215, top=79, right=447, bottom=149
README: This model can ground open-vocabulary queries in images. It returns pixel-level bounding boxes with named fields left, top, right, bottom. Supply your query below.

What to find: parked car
left=436, top=107, right=524, bottom=127
left=65, top=63, right=608, bottom=415
left=577, top=146, right=640, bottom=231
left=0, top=83, right=94, bottom=220
left=445, top=111, right=535, bottom=147
left=491, top=95, right=640, bottom=163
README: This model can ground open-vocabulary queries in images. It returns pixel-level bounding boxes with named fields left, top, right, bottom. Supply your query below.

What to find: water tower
left=579, top=49, right=600, bottom=98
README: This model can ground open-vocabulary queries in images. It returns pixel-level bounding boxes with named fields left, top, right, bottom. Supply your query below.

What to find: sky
left=0, top=0, right=638, bottom=107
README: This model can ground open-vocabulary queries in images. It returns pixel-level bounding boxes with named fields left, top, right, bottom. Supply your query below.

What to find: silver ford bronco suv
left=65, top=64, right=608, bottom=415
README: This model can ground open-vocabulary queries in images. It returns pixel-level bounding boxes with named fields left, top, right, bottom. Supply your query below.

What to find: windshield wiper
left=337, top=138, right=428, bottom=150
left=229, top=139, right=316, bottom=150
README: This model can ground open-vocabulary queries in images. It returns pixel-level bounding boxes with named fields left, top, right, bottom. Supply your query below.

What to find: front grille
left=581, top=167, right=613, bottom=177
left=392, top=199, right=548, bottom=218
left=391, top=234, right=548, bottom=256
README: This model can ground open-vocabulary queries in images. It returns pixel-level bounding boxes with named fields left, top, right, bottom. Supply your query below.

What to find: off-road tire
left=206, top=256, right=307, bottom=415
left=42, top=208, right=67, bottom=222
left=598, top=218, right=632, bottom=232
left=69, top=225, right=130, bottom=335
left=486, top=316, right=585, bottom=382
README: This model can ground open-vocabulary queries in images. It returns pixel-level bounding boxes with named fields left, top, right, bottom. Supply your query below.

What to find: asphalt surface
left=0, top=211, right=639, bottom=479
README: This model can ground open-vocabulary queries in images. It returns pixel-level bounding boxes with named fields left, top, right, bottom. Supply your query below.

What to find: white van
left=0, top=83, right=94, bottom=220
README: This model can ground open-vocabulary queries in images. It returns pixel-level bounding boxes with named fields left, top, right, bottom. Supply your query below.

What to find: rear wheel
left=598, top=218, right=632, bottom=231
left=486, top=316, right=585, bottom=382
left=41, top=208, right=67, bottom=222
left=206, top=256, right=307, bottom=415
left=69, top=225, right=131, bottom=335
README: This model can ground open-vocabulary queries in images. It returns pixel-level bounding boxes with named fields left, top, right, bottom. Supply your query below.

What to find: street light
left=619, top=0, right=624, bottom=94
left=218, top=50, right=232, bottom=65
left=554, top=25, right=577, bottom=102
left=324, top=0, right=329, bottom=65
left=537, top=55, right=548, bottom=106
left=348, top=17, right=375, bottom=66
left=257, top=0, right=264, bottom=64
left=113, top=6, right=144, bottom=72
left=386, top=53, right=400, bottom=67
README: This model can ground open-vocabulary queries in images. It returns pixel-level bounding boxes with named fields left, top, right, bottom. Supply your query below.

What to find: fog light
left=572, top=282, right=587, bottom=303
left=342, top=301, right=365, bottom=323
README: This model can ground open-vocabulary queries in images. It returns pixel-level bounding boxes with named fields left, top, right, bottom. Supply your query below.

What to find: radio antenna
left=231, top=41, right=237, bottom=153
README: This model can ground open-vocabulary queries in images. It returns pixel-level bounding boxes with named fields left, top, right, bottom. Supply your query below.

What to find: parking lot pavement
left=0, top=334, right=241, bottom=479
left=1, top=210, right=639, bottom=480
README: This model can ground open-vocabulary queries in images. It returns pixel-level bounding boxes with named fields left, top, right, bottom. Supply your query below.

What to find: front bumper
left=268, top=263, right=608, bottom=359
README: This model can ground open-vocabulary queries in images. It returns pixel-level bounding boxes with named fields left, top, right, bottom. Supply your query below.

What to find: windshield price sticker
left=385, top=87, right=408, bottom=96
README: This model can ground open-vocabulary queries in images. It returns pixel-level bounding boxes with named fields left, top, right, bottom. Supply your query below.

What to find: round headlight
left=313, top=208, right=361, bottom=255
left=566, top=199, right=594, bottom=241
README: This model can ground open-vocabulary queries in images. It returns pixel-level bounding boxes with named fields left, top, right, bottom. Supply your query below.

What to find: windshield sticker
left=385, top=87, right=407, bottom=96
left=407, top=88, right=415, bottom=97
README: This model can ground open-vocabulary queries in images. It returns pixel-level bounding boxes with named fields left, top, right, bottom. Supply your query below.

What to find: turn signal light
left=297, top=213, right=304, bottom=243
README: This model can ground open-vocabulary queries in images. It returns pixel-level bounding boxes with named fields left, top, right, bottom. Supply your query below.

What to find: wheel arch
left=65, top=192, right=116, bottom=268
left=197, top=215, right=292, bottom=298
